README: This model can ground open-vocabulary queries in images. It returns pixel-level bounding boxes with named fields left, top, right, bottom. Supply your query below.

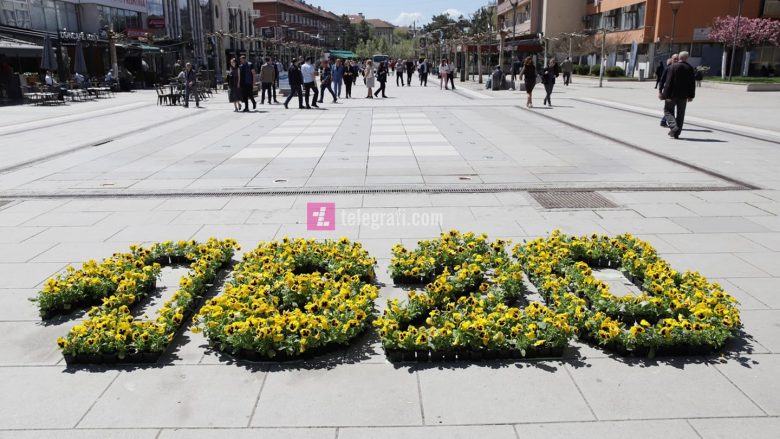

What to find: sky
left=305, top=0, right=481, bottom=26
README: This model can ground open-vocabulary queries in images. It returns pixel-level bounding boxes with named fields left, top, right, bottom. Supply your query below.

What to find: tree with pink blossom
left=709, top=16, right=780, bottom=77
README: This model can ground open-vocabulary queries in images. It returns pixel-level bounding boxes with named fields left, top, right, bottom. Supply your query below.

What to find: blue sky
left=306, top=0, right=481, bottom=26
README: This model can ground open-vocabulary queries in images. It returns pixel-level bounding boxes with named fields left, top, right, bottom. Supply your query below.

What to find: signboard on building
left=693, top=27, right=712, bottom=41
left=59, top=31, right=99, bottom=43
left=126, top=28, right=151, bottom=39
left=148, top=17, right=165, bottom=29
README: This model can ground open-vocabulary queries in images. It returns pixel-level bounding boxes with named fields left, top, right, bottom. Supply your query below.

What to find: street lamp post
left=598, top=28, right=607, bottom=88
left=728, top=0, right=744, bottom=81
left=669, top=1, right=684, bottom=51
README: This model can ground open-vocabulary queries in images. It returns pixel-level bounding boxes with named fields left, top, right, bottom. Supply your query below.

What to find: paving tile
left=339, top=425, right=517, bottom=439
left=662, top=254, right=771, bottom=278
left=158, top=428, right=334, bottom=439
left=0, top=242, right=56, bottom=262
left=514, top=420, right=700, bottom=439
left=108, top=225, right=202, bottom=243
left=596, top=218, right=690, bottom=234
left=0, top=367, right=118, bottom=429
left=93, top=211, right=181, bottom=227
left=679, top=202, right=772, bottom=217
left=735, top=252, right=780, bottom=276
left=714, top=354, right=780, bottom=415
left=625, top=203, right=697, bottom=218
left=170, top=210, right=252, bottom=225
left=728, top=278, right=780, bottom=309
left=154, top=197, right=230, bottom=211
left=23, top=212, right=111, bottom=227
left=26, top=225, right=126, bottom=243
left=0, top=289, right=43, bottom=321
left=688, top=416, right=780, bottom=439
left=741, top=232, right=780, bottom=251
left=0, top=263, right=64, bottom=288
left=670, top=217, right=770, bottom=233
left=80, top=366, right=265, bottom=428
left=30, top=242, right=135, bottom=263
left=0, top=226, right=46, bottom=243
left=569, top=358, right=764, bottom=420
left=418, top=364, right=594, bottom=424
left=712, top=279, right=771, bottom=310
left=740, top=310, right=780, bottom=353
left=0, top=430, right=159, bottom=439
left=0, top=321, right=67, bottom=365
left=251, top=364, right=421, bottom=427
left=656, top=233, right=769, bottom=253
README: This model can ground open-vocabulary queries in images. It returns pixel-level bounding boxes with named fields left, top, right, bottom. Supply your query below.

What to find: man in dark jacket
left=183, top=62, right=199, bottom=108
left=658, top=54, right=678, bottom=127
left=405, top=59, right=415, bottom=86
left=660, top=51, right=696, bottom=139
left=284, top=58, right=305, bottom=109
left=238, top=55, right=256, bottom=112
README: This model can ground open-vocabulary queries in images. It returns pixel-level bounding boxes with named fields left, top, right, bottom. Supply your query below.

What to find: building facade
left=253, top=0, right=339, bottom=59
left=496, top=0, right=585, bottom=62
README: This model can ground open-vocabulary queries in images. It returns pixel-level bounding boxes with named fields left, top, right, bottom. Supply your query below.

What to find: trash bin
left=639, top=69, right=645, bottom=81
left=491, top=69, right=503, bottom=91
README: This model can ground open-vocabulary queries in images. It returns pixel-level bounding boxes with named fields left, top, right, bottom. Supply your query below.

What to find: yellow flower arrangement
left=54, top=239, right=239, bottom=363
left=516, top=230, right=741, bottom=356
left=194, top=237, right=378, bottom=360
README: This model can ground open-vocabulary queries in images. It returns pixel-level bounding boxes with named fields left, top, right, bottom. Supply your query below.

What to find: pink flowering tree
left=710, top=16, right=780, bottom=76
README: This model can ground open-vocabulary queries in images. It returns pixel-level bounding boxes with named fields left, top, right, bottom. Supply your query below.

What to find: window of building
left=0, top=0, right=31, bottom=29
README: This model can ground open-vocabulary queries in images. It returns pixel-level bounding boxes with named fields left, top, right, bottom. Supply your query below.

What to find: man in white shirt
left=301, top=57, right=318, bottom=109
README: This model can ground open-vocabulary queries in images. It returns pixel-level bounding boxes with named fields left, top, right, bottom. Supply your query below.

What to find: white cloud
left=443, top=8, right=463, bottom=19
left=392, top=12, right=423, bottom=27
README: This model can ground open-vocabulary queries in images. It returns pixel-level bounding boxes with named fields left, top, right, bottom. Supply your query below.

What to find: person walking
left=364, top=60, right=375, bottom=98
left=419, top=58, right=429, bottom=86
left=654, top=60, right=665, bottom=89
left=520, top=56, right=537, bottom=108
left=661, top=51, right=696, bottom=139
left=284, top=58, right=305, bottom=109
left=259, top=57, right=275, bottom=105
left=542, top=59, right=559, bottom=107
left=446, top=59, right=456, bottom=90
left=319, top=60, right=338, bottom=103
left=396, top=59, right=405, bottom=87
left=439, top=60, right=449, bottom=89
left=183, top=62, right=200, bottom=108
left=658, top=54, right=679, bottom=127
left=405, top=59, right=415, bottom=86
left=374, top=61, right=388, bottom=98
left=333, top=59, right=345, bottom=98
left=301, top=57, right=318, bottom=109
left=561, top=57, right=573, bottom=86
left=227, top=58, right=241, bottom=111
left=343, top=60, right=356, bottom=98
left=238, top=55, right=256, bottom=112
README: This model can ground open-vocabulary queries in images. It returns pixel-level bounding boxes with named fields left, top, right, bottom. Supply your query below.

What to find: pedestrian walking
left=319, top=60, right=338, bottom=103
left=284, top=58, right=305, bottom=109
left=396, top=59, right=406, bottom=86
left=374, top=61, right=388, bottom=98
left=561, top=57, right=573, bottom=86
left=405, top=59, right=414, bottom=86
left=654, top=61, right=665, bottom=89
left=419, top=59, right=429, bottom=86
left=227, top=58, right=241, bottom=111
left=238, top=55, right=256, bottom=112
left=301, top=57, right=319, bottom=108
left=542, top=59, right=559, bottom=107
left=660, top=51, right=696, bottom=139
left=446, top=59, right=456, bottom=90
left=364, top=60, right=375, bottom=98
left=440, top=60, right=448, bottom=89
left=259, top=57, right=275, bottom=105
left=183, top=62, right=199, bottom=108
left=344, top=60, right=356, bottom=98
left=520, top=56, right=537, bottom=108
left=658, top=54, right=679, bottom=127
left=333, top=59, right=345, bottom=98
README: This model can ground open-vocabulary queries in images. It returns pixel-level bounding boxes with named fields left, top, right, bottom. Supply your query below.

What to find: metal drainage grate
left=530, top=191, right=618, bottom=209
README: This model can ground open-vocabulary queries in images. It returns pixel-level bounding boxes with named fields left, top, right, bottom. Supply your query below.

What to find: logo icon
left=307, top=202, right=336, bottom=231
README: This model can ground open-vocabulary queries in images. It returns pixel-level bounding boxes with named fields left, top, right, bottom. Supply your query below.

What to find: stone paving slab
left=513, top=419, right=700, bottom=439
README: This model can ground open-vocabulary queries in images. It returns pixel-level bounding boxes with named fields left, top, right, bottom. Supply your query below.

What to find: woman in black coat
left=227, top=58, right=241, bottom=111
left=542, top=59, right=559, bottom=107
left=520, top=56, right=537, bottom=108
left=374, top=62, right=388, bottom=98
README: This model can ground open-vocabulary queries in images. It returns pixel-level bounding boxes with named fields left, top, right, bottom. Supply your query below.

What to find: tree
left=338, top=15, right=359, bottom=51
left=710, top=16, right=780, bottom=76
left=356, top=20, right=372, bottom=44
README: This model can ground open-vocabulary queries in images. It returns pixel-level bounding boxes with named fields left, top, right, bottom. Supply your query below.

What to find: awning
left=117, top=43, right=162, bottom=54
left=0, top=35, right=43, bottom=56
left=328, top=50, right=357, bottom=59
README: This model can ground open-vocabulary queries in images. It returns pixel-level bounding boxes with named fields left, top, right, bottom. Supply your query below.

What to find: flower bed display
left=53, top=239, right=240, bottom=364
left=377, top=232, right=584, bottom=362
left=389, top=230, right=509, bottom=284
left=515, top=231, right=741, bottom=357
left=195, top=237, right=379, bottom=361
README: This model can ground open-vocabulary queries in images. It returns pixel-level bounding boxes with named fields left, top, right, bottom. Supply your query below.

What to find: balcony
left=497, top=0, right=531, bottom=16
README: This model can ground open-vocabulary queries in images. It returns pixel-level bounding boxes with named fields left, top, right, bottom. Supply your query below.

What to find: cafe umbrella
left=73, top=39, right=87, bottom=75
left=39, top=34, right=57, bottom=72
